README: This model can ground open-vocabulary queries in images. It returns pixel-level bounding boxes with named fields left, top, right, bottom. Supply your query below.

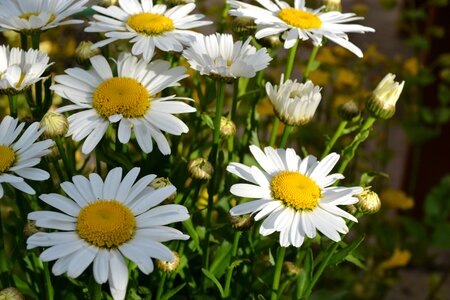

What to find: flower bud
left=258, top=35, right=282, bottom=48
left=75, top=41, right=101, bottom=63
left=323, top=0, right=342, bottom=12
left=337, top=100, right=360, bottom=121
left=229, top=214, right=255, bottom=231
left=188, top=158, right=213, bottom=180
left=149, top=177, right=177, bottom=202
left=156, top=251, right=180, bottom=272
left=40, top=111, right=68, bottom=138
left=220, top=117, right=236, bottom=138
left=232, top=17, right=257, bottom=39
left=0, top=287, right=24, bottom=300
left=366, top=73, right=405, bottom=119
left=356, top=189, right=381, bottom=214
left=283, top=261, right=300, bottom=276
left=98, top=0, right=118, bottom=7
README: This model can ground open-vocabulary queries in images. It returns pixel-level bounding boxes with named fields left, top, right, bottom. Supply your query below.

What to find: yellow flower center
left=278, top=8, right=322, bottom=29
left=0, top=145, right=16, bottom=173
left=20, top=12, right=56, bottom=23
left=92, top=77, right=150, bottom=118
left=126, top=13, right=174, bottom=36
left=270, top=171, right=321, bottom=211
left=77, top=200, right=136, bottom=248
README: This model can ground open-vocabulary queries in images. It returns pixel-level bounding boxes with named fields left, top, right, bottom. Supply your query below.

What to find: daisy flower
left=266, top=74, right=322, bottom=126
left=0, top=45, right=52, bottom=95
left=0, top=116, right=53, bottom=198
left=52, top=53, right=195, bottom=155
left=0, top=0, right=88, bottom=33
left=27, top=167, right=190, bottom=300
left=182, top=33, right=272, bottom=80
left=85, top=0, right=212, bottom=61
left=227, top=145, right=363, bottom=247
left=228, top=0, right=375, bottom=57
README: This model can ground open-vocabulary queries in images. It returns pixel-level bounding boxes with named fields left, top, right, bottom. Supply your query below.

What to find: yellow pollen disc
left=77, top=200, right=136, bottom=248
left=20, top=12, right=56, bottom=23
left=0, top=145, right=16, bottom=173
left=271, top=171, right=321, bottom=211
left=126, top=13, right=174, bottom=36
left=278, top=8, right=322, bottom=29
left=92, top=77, right=150, bottom=118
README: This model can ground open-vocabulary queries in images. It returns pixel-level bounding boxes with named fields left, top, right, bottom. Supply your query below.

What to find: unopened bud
left=99, top=0, right=118, bottom=7
left=156, top=251, right=180, bottom=272
left=0, top=287, right=24, bottom=300
left=356, top=189, right=381, bottom=214
left=229, top=214, right=255, bottom=231
left=220, top=117, right=236, bottom=137
left=283, top=261, right=300, bottom=276
left=188, top=158, right=213, bottom=180
left=258, top=34, right=282, bottom=48
left=40, top=111, right=68, bottom=138
left=366, top=73, right=405, bottom=119
left=149, top=177, right=177, bottom=202
left=337, top=100, right=360, bottom=121
left=232, top=17, right=256, bottom=38
left=75, top=41, right=101, bottom=63
left=323, top=0, right=341, bottom=11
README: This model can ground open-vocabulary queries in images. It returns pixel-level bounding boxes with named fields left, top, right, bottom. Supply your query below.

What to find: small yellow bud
left=356, top=189, right=381, bottom=214
left=40, top=111, right=68, bottom=138
left=283, top=261, right=301, bottom=276
left=156, top=251, right=180, bottom=272
left=99, top=0, right=118, bottom=7
left=366, top=73, right=405, bottom=119
left=232, top=17, right=257, bottom=38
left=149, top=178, right=177, bottom=202
left=75, top=41, right=101, bottom=63
left=220, top=117, right=236, bottom=138
left=229, top=214, right=255, bottom=231
left=323, top=0, right=341, bottom=11
left=0, top=287, right=24, bottom=300
left=337, top=100, right=361, bottom=121
left=188, top=158, right=213, bottom=180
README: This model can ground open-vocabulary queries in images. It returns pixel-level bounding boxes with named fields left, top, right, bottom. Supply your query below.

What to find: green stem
left=304, top=46, right=320, bottom=81
left=43, top=262, right=54, bottom=300
left=321, top=121, right=348, bottom=159
left=279, top=125, right=293, bottom=148
left=91, top=282, right=102, bottom=300
left=31, top=32, right=43, bottom=113
left=271, top=247, right=286, bottom=300
left=269, top=117, right=280, bottom=147
left=337, top=117, right=376, bottom=175
left=228, top=80, right=239, bottom=161
left=55, top=138, right=73, bottom=178
left=223, top=231, right=242, bottom=297
left=155, top=272, right=167, bottom=300
left=203, top=80, right=226, bottom=275
left=20, top=33, right=28, bottom=50
left=31, top=32, right=40, bottom=50
left=8, top=94, right=18, bottom=118
left=285, top=40, right=299, bottom=80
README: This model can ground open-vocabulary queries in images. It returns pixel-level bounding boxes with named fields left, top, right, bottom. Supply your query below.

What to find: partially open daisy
left=85, top=0, right=212, bottom=61
left=52, top=53, right=195, bottom=155
left=0, top=116, right=53, bottom=198
left=27, top=167, right=190, bottom=300
left=182, top=33, right=272, bottom=80
left=0, top=45, right=52, bottom=95
left=227, top=145, right=363, bottom=247
left=228, top=0, right=375, bottom=57
left=0, top=0, right=88, bottom=33
left=266, top=74, right=322, bottom=126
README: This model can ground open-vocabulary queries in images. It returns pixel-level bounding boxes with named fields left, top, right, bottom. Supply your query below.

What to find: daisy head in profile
left=228, top=0, right=375, bottom=57
left=27, top=167, right=190, bottom=300
left=0, top=116, right=53, bottom=198
left=0, top=0, right=88, bottom=33
left=227, top=145, right=363, bottom=247
left=52, top=52, right=195, bottom=155
left=86, top=0, right=212, bottom=61
left=0, top=45, right=52, bottom=95
left=266, top=74, right=322, bottom=126
left=182, top=33, right=272, bottom=82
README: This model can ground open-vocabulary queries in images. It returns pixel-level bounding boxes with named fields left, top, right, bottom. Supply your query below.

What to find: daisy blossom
left=0, top=45, right=52, bottom=95
left=85, top=0, right=212, bottom=60
left=0, top=116, right=53, bottom=198
left=52, top=53, right=195, bottom=155
left=182, top=33, right=272, bottom=80
left=228, top=0, right=375, bottom=57
left=27, top=167, right=190, bottom=300
left=227, top=145, right=363, bottom=247
left=0, top=0, right=88, bottom=33
left=266, top=73, right=322, bottom=126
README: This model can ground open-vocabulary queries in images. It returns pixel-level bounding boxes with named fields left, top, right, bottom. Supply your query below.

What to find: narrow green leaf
left=201, top=268, right=225, bottom=297
left=329, top=235, right=365, bottom=266
left=161, top=283, right=186, bottom=300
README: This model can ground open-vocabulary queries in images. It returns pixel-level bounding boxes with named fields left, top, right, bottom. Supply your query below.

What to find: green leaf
left=268, top=248, right=275, bottom=266
left=297, top=249, right=313, bottom=298
left=201, top=268, right=225, bottom=297
left=182, top=219, right=202, bottom=254
left=209, top=241, right=233, bottom=278
left=345, top=254, right=367, bottom=270
left=424, top=175, right=450, bottom=225
left=161, top=283, right=186, bottom=300
left=359, top=171, right=389, bottom=187
left=229, top=258, right=250, bottom=269
left=329, top=235, right=365, bottom=266
left=201, top=113, right=214, bottom=130
left=308, top=60, right=321, bottom=72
